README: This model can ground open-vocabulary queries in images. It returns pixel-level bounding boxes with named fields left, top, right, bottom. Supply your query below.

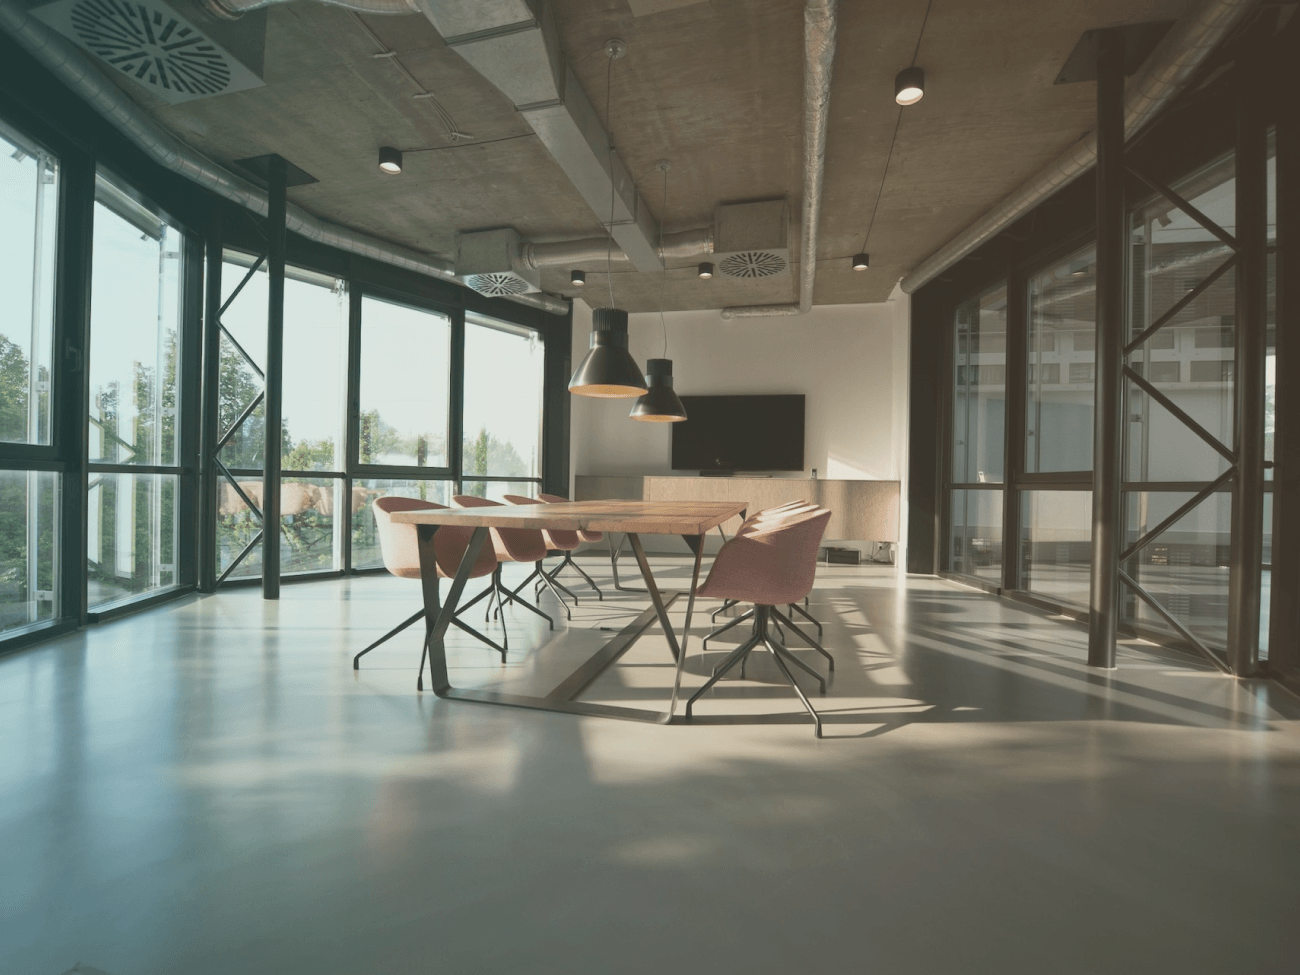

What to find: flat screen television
left=671, top=395, right=805, bottom=472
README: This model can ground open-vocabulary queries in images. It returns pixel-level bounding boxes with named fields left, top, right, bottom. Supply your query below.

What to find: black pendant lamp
left=630, top=358, right=687, bottom=422
left=568, top=308, right=648, bottom=398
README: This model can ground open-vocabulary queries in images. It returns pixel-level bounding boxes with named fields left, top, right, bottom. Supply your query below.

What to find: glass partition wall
left=942, top=132, right=1281, bottom=672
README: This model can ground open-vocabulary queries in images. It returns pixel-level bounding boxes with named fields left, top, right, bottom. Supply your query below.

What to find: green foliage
left=0, top=334, right=29, bottom=443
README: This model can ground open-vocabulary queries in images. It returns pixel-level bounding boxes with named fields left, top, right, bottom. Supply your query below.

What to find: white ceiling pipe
left=721, top=0, right=837, bottom=320
left=0, top=0, right=568, bottom=315
left=900, top=0, right=1258, bottom=294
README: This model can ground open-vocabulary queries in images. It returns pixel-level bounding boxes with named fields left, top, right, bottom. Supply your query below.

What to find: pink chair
left=353, top=497, right=507, bottom=669
left=537, top=493, right=605, bottom=599
left=452, top=495, right=554, bottom=630
left=685, top=505, right=834, bottom=737
left=503, top=495, right=581, bottom=619
left=708, top=500, right=826, bottom=642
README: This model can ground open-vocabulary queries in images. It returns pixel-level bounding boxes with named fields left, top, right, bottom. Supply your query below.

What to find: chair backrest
left=452, top=495, right=548, bottom=563
left=503, top=494, right=581, bottom=551
left=373, top=496, right=496, bottom=581
left=537, top=493, right=602, bottom=542
left=697, top=505, right=832, bottom=606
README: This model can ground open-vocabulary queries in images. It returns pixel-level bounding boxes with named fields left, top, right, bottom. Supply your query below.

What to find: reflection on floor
left=1, top=558, right=1298, bottom=975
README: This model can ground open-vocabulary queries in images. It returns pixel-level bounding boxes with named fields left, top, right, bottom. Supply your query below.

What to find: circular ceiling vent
left=69, top=0, right=232, bottom=98
left=465, top=272, right=533, bottom=297
left=718, top=251, right=789, bottom=278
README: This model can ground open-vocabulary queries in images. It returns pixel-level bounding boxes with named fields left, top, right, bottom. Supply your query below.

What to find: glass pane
left=89, top=172, right=183, bottom=466
left=459, top=480, right=540, bottom=505
left=358, top=296, right=451, bottom=467
left=218, top=254, right=267, bottom=472
left=948, top=488, right=1002, bottom=582
left=87, top=473, right=177, bottom=608
left=1027, top=246, right=1095, bottom=473
left=0, top=121, right=58, bottom=446
left=282, top=273, right=348, bottom=472
left=280, top=477, right=342, bottom=575
left=351, top=478, right=455, bottom=569
left=0, top=470, right=58, bottom=632
left=1021, top=490, right=1091, bottom=608
left=462, top=315, right=544, bottom=479
left=1122, top=489, right=1231, bottom=649
left=216, top=477, right=263, bottom=581
left=1127, top=153, right=1235, bottom=485
left=952, top=284, right=1006, bottom=483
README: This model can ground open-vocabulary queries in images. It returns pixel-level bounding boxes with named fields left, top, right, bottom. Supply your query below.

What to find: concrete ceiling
left=131, top=0, right=1199, bottom=312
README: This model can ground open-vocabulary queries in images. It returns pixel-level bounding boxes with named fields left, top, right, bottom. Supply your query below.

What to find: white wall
left=568, top=288, right=911, bottom=562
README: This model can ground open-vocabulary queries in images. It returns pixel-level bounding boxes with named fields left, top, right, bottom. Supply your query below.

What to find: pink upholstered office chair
left=538, top=493, right=604, bottom=600
left=706, top=501, right=826, bottom=648
left=685, top=504, right=833, bottom=737
left=354, top=497, right=506, bottom=670
left=452, top=495, right=554, bottom=630
left=503, top=495, right=581, bottom=619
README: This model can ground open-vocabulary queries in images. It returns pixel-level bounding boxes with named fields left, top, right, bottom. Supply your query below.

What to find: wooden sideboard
left=574, top=475, right=900, bottom=542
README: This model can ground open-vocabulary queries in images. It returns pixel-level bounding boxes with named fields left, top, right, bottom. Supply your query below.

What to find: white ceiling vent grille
left=455, top=228, right=541, bottom=297
left=718, top=250, right=788, bottom=278
left=34, top=0, right=265, bottom=104
left=464, top=272, right=535, bottom=297
left=713, top=199, right=791, bottom=280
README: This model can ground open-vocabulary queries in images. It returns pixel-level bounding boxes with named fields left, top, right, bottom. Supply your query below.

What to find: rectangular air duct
left=712, top=200, right=791, bottom=279
left=33, top=0, right=265, bottom=104
left=455, top=228, right=541, bottom=297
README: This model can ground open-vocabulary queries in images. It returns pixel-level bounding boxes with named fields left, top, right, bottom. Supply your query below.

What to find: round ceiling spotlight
left=852, top=253, right=870, bottom=271
left=378, top=146, right=402, bottom=175
left=894, top=67, right=925, bottom=106
left=698, top=262, right=714, bottom=279
left=571, top=269, right=586, bottom=286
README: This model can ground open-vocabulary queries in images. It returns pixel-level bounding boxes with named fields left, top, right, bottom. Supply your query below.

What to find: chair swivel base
left=686, top=605, right=826, bottom=738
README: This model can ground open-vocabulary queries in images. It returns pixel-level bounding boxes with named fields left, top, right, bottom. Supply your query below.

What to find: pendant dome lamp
left=630, top=160, right=688, bottom=422
left=630, top=358, right=687, bottom=422
left=568, top=308, right=648, bottom=398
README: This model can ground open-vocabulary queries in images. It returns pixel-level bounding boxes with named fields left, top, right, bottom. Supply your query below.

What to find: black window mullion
left=173, top=229, right=204, bottom=589
left=58, top=148, right=95, bottom=626
left=450, top=308, right=466, bottom=490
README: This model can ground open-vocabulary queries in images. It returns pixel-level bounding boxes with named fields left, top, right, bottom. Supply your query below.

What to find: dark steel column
left=198, top=215, right=222, bottom=592
left=1270, top=49, right=1300, bottom=677
left=262, top=159, right=287, bottom=599
left=1087, top=30, right=1125, bottom=669
left=1002, top=271, right=1028, bottom=592
left=1227, top=68, right=1268, bottom=675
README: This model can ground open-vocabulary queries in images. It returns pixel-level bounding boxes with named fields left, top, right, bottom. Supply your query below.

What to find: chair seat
left=696, top=506, right=831, bottom=607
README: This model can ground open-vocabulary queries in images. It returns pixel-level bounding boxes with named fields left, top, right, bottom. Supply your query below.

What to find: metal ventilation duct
left=712, top=200, right=791, bottom=279
left=33, top=0, right=265, bottom=103
left=721, top=0, right=837, bottom=319
left=900, top=0, right=1259, bottom=294
left=0, top=0, right=567, bottom=315
left=455, top=228, right=541, bottom=296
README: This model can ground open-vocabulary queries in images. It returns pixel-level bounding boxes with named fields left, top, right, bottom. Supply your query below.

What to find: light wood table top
left=390, top=499, right=749, bottom=536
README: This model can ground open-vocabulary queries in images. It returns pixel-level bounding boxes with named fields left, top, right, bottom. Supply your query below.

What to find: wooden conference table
left=390, top=499, right=748, bottom=723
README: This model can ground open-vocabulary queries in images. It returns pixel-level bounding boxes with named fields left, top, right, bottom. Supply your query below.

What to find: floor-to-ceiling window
left=351, top=293, right=455, bottom=569
left=85, top=170, right=189, bottom=610
left=947, top=282, right=1006, bottom=584
left=1021, top=244, right=1096, bottom=609
left=0, top=117, right=60, bottom=637
left=1122, top=151, right=1238, bottom=651
left=460, top=312, right=545, bottom=502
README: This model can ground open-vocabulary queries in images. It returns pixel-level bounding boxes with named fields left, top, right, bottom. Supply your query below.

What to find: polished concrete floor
left=2, top=558, right=1298, bottom=975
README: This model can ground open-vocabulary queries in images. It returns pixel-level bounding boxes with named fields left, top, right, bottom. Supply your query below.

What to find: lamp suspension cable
left=605, top=47, right=618, bottom=310
left=658, top=161, right=670, bottom=358
left=858, top=0, right=932, bottom=267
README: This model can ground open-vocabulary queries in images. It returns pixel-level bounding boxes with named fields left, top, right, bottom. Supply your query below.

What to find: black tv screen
left=671, top=395, right=805, bottom=472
